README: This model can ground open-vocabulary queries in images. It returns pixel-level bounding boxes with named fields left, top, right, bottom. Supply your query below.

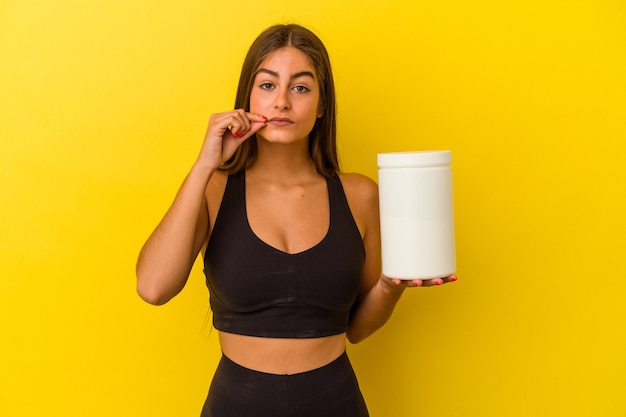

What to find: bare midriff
left=219, top=332, right=347, bottom=375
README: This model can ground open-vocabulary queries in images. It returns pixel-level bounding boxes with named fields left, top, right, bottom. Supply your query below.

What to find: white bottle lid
left=377, top=150, right=451, bottom=168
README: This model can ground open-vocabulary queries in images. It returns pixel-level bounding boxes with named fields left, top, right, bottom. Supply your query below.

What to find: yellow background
left=1, top=0, right=624, bottom=416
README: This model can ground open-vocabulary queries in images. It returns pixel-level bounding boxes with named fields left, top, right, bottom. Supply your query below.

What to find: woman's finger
left=385, top=274, right=458, bottom=289
left=231, top=112, right=267, bottom=138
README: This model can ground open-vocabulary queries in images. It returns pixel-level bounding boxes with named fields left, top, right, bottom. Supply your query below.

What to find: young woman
left=136, top=24, right=456, bottom=417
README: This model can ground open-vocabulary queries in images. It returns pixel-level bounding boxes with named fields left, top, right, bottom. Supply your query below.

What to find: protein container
left=377, top=151, right=456, bottom=279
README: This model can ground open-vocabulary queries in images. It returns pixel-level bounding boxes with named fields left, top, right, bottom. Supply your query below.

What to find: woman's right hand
left=198, top=109, right=267, bottom=170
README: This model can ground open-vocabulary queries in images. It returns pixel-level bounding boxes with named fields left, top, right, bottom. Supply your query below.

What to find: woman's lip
left=268, top=117, right=293, bottom=123
left=267, top=117, right=294, bottom=126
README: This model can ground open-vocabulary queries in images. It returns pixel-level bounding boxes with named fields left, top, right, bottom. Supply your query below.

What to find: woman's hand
left=197, top=109, right=267, bottom=171
left=382, top=274, right=458, bottom=289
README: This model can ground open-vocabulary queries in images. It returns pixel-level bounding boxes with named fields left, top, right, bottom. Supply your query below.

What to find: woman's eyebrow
left=256, top=68, right=315, bottom=80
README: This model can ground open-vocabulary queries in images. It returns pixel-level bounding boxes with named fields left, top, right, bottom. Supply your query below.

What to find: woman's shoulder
left=337, top=172, right=379, bottom=209
left=338, top=172, right=378, bottom=194
left=206, top=170, right=230, bottom=220
left=207, top=169, right=229, bottom=195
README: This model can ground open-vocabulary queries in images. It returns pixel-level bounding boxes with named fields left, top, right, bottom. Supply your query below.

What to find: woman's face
left=250, top=46, right=322, bottom=145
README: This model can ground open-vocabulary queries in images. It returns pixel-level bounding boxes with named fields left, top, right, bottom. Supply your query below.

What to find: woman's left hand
left=383, top=274, right=458, bottom=288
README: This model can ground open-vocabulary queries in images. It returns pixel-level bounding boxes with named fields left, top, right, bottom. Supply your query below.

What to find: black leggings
left=200, top=351, right=369, bottom=417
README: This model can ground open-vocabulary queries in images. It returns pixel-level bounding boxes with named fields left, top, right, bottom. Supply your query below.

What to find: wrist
left=191, top=158, right=218, bottom=178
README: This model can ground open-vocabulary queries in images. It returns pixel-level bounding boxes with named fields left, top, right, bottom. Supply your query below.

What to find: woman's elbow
left=136, top=273, right=174, bottom=306
left=137, top=289, right=170, bottom=306
left=137, top=284, right=169, bottom=306
left=346, top=330, right=367, bottom=345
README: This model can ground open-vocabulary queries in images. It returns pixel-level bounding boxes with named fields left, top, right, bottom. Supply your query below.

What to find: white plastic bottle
left=377, top=151, right=456, bottom=279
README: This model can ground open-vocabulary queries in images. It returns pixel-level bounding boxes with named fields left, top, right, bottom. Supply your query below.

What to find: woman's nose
left=273, top=88, right=291, bottom=110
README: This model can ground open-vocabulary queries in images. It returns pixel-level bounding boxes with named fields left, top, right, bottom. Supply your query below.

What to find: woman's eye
left=293, top=85, right=310, bottom=93
left=260, top=82, right=275, bottom=90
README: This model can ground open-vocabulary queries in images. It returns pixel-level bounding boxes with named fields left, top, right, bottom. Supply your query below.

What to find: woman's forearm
left=136, top=162, right=214, bottom=305
left=347, top=276, right=405, bottom=344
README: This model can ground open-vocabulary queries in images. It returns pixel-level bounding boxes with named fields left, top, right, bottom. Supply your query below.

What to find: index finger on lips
left=235, top=113, right=269, bottom=138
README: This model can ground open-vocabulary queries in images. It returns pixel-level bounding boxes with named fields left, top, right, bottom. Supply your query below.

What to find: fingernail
left=262, top=115, right=268, bottom=120
left=450, top=275, right=458, bottom=282
left=436, top=280, right=442, bottom=285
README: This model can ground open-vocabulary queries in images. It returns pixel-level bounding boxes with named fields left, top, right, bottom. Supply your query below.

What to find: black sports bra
left=203, top=171, right=365, bottom=338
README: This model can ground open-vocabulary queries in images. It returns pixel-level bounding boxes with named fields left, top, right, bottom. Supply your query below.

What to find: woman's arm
left=135, top=163, right=213, bottom=305
left=344, top=173, right=455, bottom=343
left=136, top=110, right=267, bottom=305
left=342, top=173, right=397, bottom=343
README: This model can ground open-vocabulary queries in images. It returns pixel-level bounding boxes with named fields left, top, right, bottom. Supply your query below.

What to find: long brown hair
left=219, top=24, right=339, bottom=177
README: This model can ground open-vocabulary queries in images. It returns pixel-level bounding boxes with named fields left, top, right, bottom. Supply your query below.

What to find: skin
left=136, top=46, right=456, bottom=375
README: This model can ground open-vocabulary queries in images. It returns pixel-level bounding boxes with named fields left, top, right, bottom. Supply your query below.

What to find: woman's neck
left=249, top=138, right=319, bottom=183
